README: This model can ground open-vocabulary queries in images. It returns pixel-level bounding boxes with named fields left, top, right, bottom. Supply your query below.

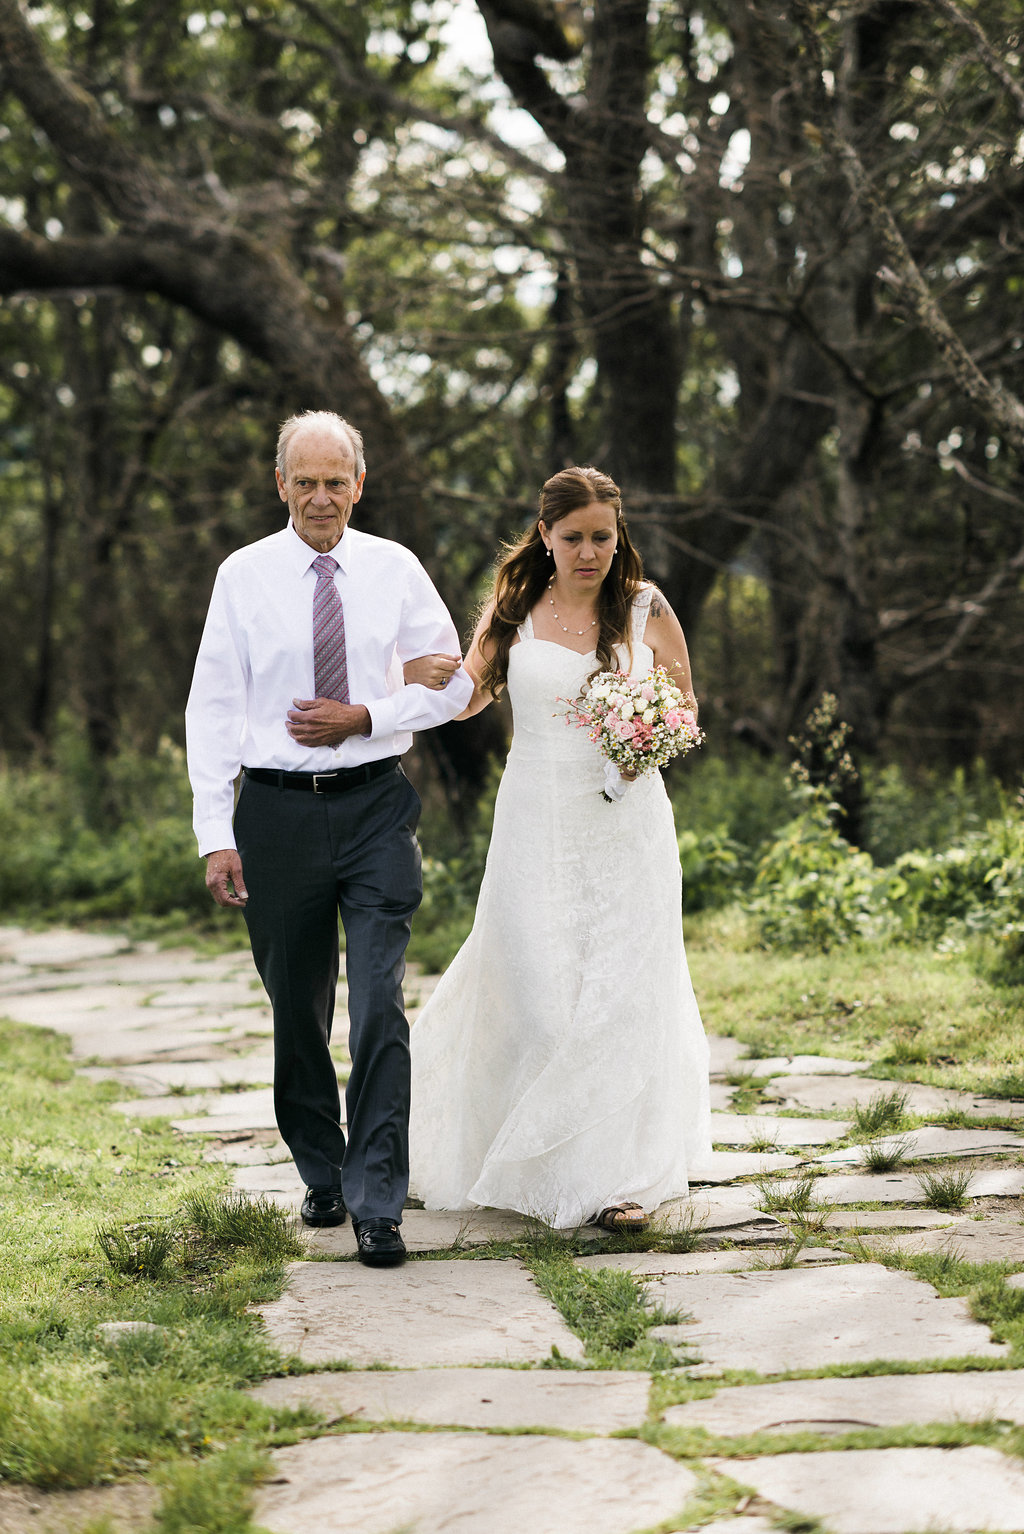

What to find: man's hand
left=206, top=849, right=248, bottom=908
left=286, top=697, right=372, bottom=747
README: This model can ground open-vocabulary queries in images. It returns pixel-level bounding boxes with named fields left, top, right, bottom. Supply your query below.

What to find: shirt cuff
left=195, top=820, right=238, bottom=859
left=364, top=694, right=398, bottom=740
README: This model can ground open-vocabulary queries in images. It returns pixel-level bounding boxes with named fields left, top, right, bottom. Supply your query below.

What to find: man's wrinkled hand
left=286, top=697, right=372, bottom=747
left=205, top=849, right=248, bottom=908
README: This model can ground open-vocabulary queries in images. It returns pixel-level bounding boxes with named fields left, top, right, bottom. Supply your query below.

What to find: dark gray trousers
left=234, top=765, right=422, bottom=1223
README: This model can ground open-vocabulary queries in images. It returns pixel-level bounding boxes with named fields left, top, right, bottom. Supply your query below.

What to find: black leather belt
left=243, top=758, right=399, bottom=794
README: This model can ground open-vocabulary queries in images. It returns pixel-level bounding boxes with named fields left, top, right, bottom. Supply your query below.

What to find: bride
left=405, top=466, right=711, bottom=1231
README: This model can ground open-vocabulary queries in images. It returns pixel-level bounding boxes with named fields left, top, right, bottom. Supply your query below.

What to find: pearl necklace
left=548, top=577, right=598, bottom=636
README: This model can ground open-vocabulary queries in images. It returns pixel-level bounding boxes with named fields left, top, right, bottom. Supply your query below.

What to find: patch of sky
left=1, top=197, right=27, bottom=230
left=720, top=129, right=750, bottom=189
left=567, top=357, right=597, bottom=403
left=890, top=122, right=919, bottom=142
left=280, top=110, right=321, bottom=144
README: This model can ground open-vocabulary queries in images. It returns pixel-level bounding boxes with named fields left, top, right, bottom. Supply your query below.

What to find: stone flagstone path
left=2, top=924, right=1024, bottom=1534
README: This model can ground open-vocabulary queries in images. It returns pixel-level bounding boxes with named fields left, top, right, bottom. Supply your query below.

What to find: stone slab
left=766, top=1167, right=1024, bottom=1206
left=621, top=1263, right=1008, bottom=1373
left=145, top=980, right=266, bottom=1008
left=172, top=1087, right=279, bottom=1134
left=251, top=1366, right=651, bottom=1432
left=233, top=1162, right=306, bottom=1197
left=72, top=1030, right=248, bottom=1063
left=661, top=1195, right=789, bottom=1244
left=706, top=1445, right=1024, bottom=1533
left=305, top=1206, right=555, bottom=1256
left=257, top=1433, right=698, bottom=1534
left=725, top=1055, right=867, bottom=1078
left=79, top=1056, right=276, bottom=1093
left=708, top=1082, right=736, bottom=1111
left=204, top=1139, right=291, bottom=1166
left=707, top=1036, right=750, bottom=1073
left=113, top=1092, right=220, bottom=1119
left=690, top=1150, right=799, bottom=1183
left=765, top=1074, right=1024, bottom=1120
left=687, top=1522, right=776, bottom=1534
left=815, top=1125, right=1024, bottom=1165
left=577, top=1248, right=847, bottom=1278
left=0, top=929, right=132, bottom=965
left=711, top=1113, right=851, bottom=1147
left=864, top=1217, right=1024, bottom=1262
left=253, top=1258, right=586, bottom=1366
left=802, top=1208, right=966, bottom=1231
left=665, top=1368, right=1024, bottom=1435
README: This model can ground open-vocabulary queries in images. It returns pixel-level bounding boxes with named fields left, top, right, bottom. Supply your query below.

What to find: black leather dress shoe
left=353, top=1217, right=407, bottom=1266
left=301, top=1187, right=347, bottom=1227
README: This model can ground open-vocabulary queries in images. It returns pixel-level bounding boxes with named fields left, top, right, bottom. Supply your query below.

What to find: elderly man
left=185, top=410, right=469, bottom=1266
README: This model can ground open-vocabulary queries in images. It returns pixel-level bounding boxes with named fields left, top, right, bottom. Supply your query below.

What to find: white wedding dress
left=408, top=587, right=712, bottom=1229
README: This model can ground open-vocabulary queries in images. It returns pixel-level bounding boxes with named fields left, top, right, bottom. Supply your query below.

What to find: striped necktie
left=312, top=554, right=350, bottom=702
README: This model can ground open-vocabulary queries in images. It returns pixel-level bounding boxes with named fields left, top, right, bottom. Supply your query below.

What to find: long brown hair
left=478, top=466, right=645, bottom=696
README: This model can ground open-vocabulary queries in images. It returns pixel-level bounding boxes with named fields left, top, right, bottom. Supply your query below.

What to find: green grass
left=915, top=1167, right=975, bottom=1211
left=686, top=908, right=1024, bottom=1096
left=0, top=1017, right=307, bottom=1522
left=529, top=1255, right=684, bottom=1371
left=851, top=1088, right=911, bottom=1138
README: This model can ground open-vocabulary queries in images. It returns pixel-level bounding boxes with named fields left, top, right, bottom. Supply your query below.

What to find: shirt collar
left=285, top=519, right=355, bottom=576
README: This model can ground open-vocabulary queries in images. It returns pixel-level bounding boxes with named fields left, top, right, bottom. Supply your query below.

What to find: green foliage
left=0, top=732, right=210, bottom=922
left=748, top=782, right=891, bottom=950
left=745, top=768, right=1024, bottom=974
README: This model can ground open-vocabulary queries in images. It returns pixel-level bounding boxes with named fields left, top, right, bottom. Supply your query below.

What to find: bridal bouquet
left=562, top=666, right=704, bottom=800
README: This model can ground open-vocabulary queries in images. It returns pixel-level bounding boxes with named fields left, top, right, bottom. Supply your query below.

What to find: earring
left=546, top=547, right=553, bottom=557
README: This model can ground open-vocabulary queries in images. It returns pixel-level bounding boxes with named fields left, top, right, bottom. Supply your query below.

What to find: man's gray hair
left=276, top=411, right=365, bottom=480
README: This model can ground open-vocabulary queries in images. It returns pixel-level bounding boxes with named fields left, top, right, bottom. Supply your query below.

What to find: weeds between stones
left=861, top=1136, right=912, bottom=1173
left=755, top=1170, right=823, bottom=1216
left=529, top=1256, right=682, bottom=1370
left=916, top=1167, right=974, bottom=1211
left=851, top=1088, right=910, bottom=1138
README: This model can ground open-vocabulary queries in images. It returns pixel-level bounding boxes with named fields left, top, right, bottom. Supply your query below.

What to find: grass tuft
left=851, top=1088, right=910, bottom=1138
left=154, top=1444, right=266, bottom=1534
left=755, top=1170, right=823, bottom=1216
left=180, top=1189, right=304, bottom=1261
left=861, top=1135, right=912, bottom=1173
left=97, top=1220, right=177, bottom=1280
left=916, top=1167, right=974, bottom=1211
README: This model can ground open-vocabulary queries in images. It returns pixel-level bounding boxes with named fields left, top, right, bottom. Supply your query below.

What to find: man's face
left=276, top=427, right=365, bottom=552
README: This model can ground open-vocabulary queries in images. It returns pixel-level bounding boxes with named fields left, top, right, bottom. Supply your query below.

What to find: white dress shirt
left=186, top=521, right=472, bottom=855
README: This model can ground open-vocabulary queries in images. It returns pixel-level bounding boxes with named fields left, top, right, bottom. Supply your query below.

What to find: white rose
left=619, top=703, right=633, bottom=721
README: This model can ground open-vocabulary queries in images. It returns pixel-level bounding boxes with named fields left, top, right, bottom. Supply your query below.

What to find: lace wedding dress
left=408, top=587, right=712, bottom=1228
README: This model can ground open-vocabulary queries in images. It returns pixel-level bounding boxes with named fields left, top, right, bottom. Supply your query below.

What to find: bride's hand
left=404, top=653, right=462, bottom=690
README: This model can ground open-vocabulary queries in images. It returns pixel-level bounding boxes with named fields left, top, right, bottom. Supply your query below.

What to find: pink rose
left=614, top=718, right=635, bottom=740
left=663, top=708, right=682, bottom=730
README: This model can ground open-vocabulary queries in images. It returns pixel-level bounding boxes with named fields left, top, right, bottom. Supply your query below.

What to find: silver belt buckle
left=312, top=772, right=338, bottom=793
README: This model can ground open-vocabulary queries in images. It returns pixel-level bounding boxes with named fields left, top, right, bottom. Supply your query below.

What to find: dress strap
left=630, top=585, right=655, bottom=645
left=518, top=609, right=535, bottom=642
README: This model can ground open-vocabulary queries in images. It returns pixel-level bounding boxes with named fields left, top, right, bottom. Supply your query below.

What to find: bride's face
left=540, top=502, right=618, bottom=592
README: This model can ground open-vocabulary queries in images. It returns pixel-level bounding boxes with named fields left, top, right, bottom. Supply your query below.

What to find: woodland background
left=0, top=0, right=1023, bottom=946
